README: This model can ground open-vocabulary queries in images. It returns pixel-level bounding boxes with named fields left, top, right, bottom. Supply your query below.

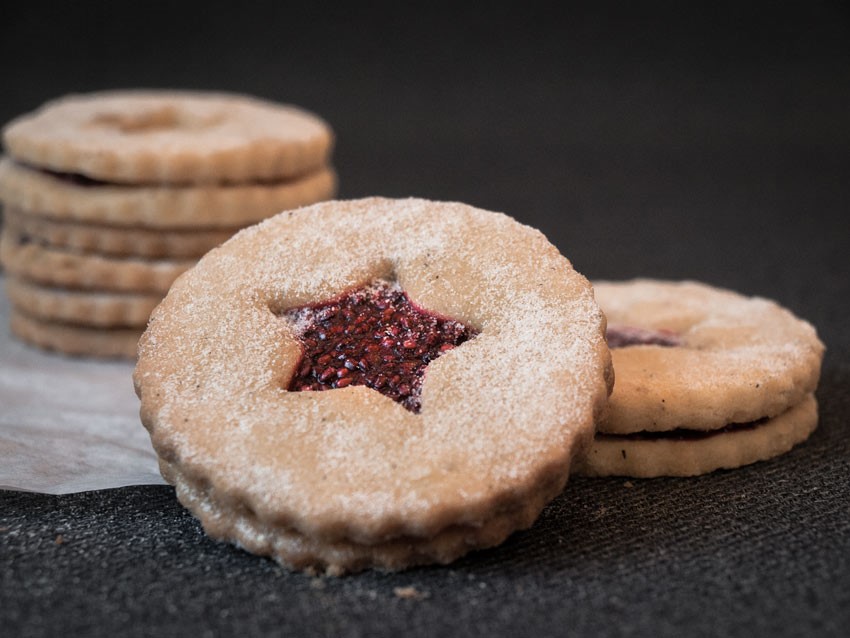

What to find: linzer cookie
left=574, top=279, right=824, bottom=478
left=10, top=310, right=143, bottom=358
left=0, top=159, right=336, bottom=230
left=0, top=90, right=336, bottom=357
left=134, top=198, right=613, bottom=574
left=0, top=231, right=193, bottom=294
left=2, top=90, right=333, bottom=183
left=5, top=277, right=160, bottom=327
left=3, top=206, right=237, bottom=258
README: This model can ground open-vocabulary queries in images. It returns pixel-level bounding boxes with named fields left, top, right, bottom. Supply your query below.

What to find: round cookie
left=0, top=231, right=192, bottom=294
left=2, top=91, right=333, bottom=184
left=575, top=279, right=824, bottom=478
left=10, top=309, right=142, bottom=359
left=134, top=197, right=613, bottom=574
left=595, top=279, right=823, bottom=433
left=0, top=158, right=337, bottom=230
left=5, top=277, right=159, bottom=327
left=2, top=207, right=236, bottom=258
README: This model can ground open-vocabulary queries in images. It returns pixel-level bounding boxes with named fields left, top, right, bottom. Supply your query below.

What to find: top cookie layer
left=134, top=198, right=612, bottom=545
left=2, top=91, right=333, bottom=184
left=595, top=279, right=824, bottom=433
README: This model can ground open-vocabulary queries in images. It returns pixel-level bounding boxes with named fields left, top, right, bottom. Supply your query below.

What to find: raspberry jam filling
left=596, top=418, right=766, bottom=442
left=15, top=233, right=34, bottom=246
left=26, top=164, right=109, bottom=187
left=284, top=280, right=478, bottom=413
left=24, top=161, right=302, bottom=187
left=606, top=325, right=681, bottom=348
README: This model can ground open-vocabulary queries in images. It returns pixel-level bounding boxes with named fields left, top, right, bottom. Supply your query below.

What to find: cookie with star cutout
left=134, top=197, right=613, bottom=574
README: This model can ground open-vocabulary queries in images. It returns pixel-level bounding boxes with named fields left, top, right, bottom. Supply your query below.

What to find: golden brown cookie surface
left=10, top=309, right=142, bottom=359
left=2, top=207, right=237, bottom=258
left=134, top=197, right=613, bottom=573
left=0, top=158, right=337, bottom=229
left=0, top=90, right=337, bottom=360
left=595, top=279, right=823, bottom=433
left=575, top=279, right=824, bottom=478
left=5, top=277, right=159, bottom=327
left=0, top=231, right=193, bottom=294
left=3, top=91, right=333, bottom=184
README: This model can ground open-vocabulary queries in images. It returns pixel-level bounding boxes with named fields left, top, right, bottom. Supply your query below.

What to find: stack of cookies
left=0, top=90, right=336, bottom=357
left=573, top=279, right=825, bottom=477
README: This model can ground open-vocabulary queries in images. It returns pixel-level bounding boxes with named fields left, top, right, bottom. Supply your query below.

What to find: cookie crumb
left=393, top=586, right=429, bottom=600
left=591, top=505, right=608, bottom=520
left=326, top=565, right=345, bottom=578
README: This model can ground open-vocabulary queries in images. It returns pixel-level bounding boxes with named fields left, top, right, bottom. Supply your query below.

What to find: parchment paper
left=0, top=277, right=166, bottom=493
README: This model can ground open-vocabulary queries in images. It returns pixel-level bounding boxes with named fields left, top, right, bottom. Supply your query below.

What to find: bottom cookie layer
left=10, top=309, right=142, bottom=358
left=162, top=457, right=568, bottom=575
left=573, top=394, right=818, bottom=478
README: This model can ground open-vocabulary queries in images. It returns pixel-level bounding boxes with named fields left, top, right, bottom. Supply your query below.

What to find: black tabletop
left=2, top=4, right=849, bottom=637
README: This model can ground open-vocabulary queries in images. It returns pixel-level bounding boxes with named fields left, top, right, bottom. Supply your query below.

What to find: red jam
left=37, top=166, right=108, bottom=187
left=597, top=418, right=765, bottom=441
left=606, top=325, right=681, bottom=348
left=284, top=281, right=477, bottom=413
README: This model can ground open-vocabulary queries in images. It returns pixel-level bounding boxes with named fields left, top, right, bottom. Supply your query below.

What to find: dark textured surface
left=2, top=3, right=849, bottom=637
left=3, top=381, right=849, bottom=638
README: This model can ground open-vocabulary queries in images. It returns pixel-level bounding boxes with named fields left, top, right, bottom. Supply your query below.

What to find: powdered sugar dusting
left=135, top=198, right=611, bottom=545
left=593, top=279, right=824, bottom=432
left=4, top=91, right=332, bottom=184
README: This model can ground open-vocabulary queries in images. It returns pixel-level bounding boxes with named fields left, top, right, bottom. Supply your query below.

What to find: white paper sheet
left=0, top=277, right=166, bottom=493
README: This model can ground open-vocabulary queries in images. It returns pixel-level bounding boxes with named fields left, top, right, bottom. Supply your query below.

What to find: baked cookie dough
left=574, top=279, right=824, bottom=478
left=2, top=206, right=236, bottom=258
left=5, top=277, right=160, bottom=327
left=0, top=90, right=337, bottom=358
left=134, top=197, right=613, bottom=573
left=10, top=309, right=142, bottom=359
left=0, top=231, right=192, bottom=294
left=2, top=90, right=333, bottom=184
left=0, top=158, right=337, bottom=230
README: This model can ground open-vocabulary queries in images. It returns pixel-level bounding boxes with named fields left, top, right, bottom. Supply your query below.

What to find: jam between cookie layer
left=24, top=162, right=317, bottom=188
left=284, top=280, right=478, bottom=413
left=606, top=325, right=681, bottom=348
left=595, top=417, right=765, bottom=441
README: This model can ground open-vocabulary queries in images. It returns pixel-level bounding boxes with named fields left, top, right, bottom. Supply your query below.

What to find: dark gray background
left=2, top=2, right=849, bottom=636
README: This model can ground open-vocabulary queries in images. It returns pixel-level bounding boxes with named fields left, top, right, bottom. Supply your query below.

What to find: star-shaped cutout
left=285, top=280, right=478, bottom=413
